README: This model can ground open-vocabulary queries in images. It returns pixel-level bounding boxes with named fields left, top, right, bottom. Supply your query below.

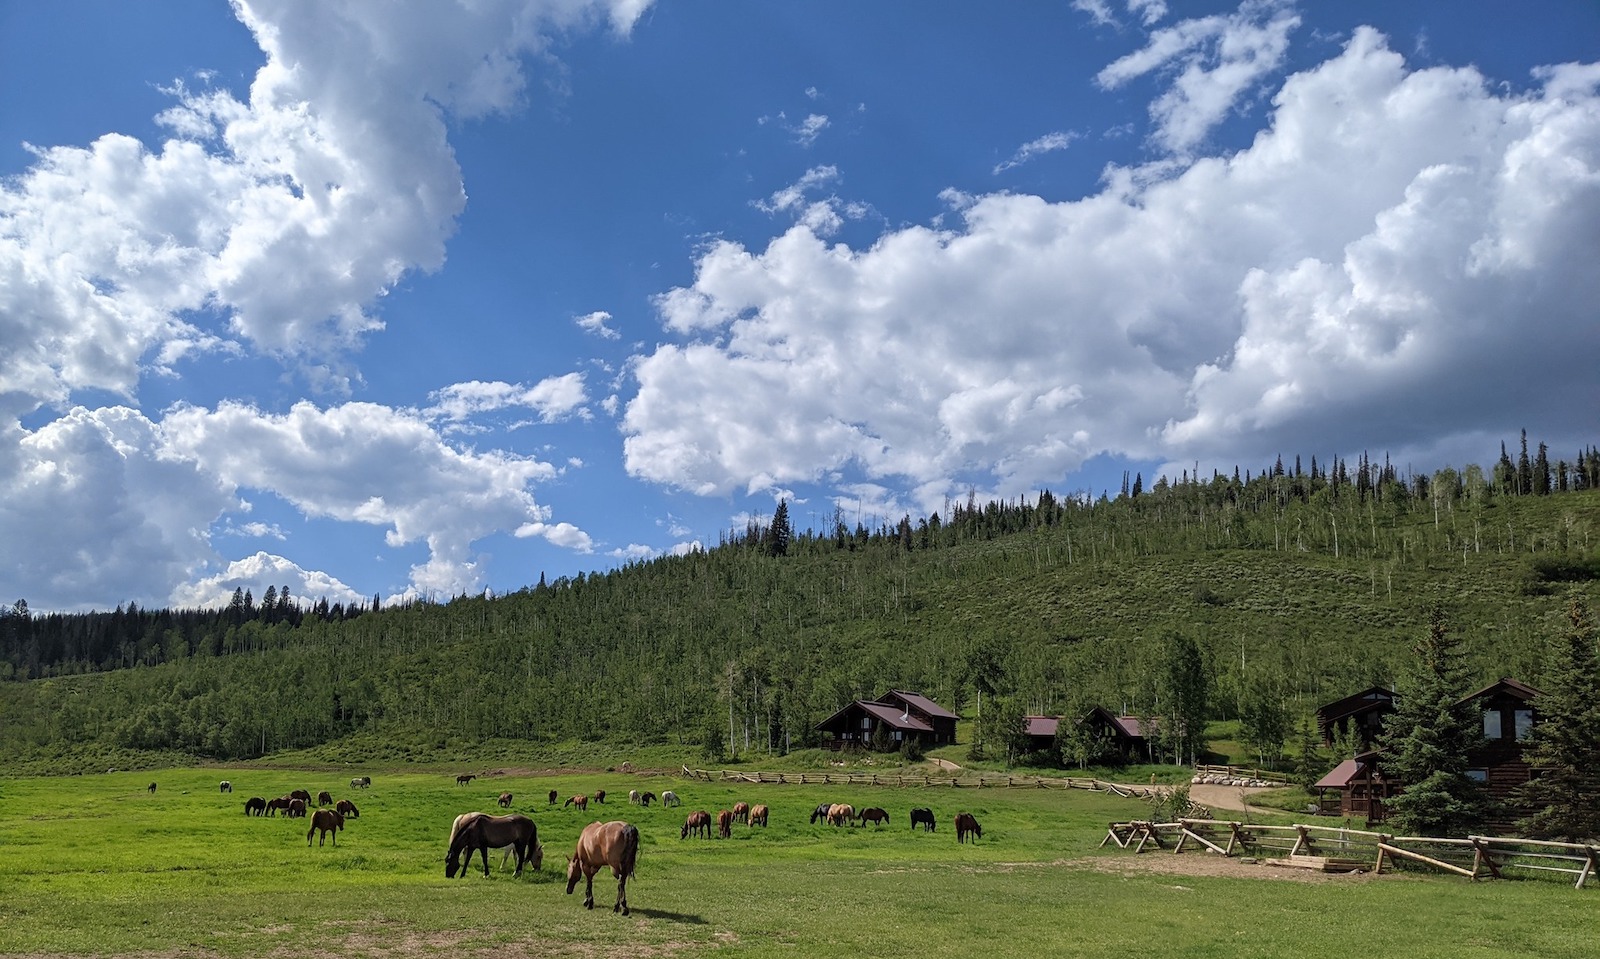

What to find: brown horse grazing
left=681, top=810, right=711, bottom=839
left=565, top=821, right=640, bottom=915
left=456, top=774, right=475, bottom=786
left=317, top=790, right=334, bottom=806
left=244, top=797, right=267, bottom=816
left=827, top=803, right=855, bottom=827
left=748, top=804, right=769, bottom=828
left=716, top=809, right=734, bottom=838
left=307, top=808, right=344, bottom=846
left=955, top=812, right=982, bottom=843
left=910, top=807, right=936, bottom=832
left=287, top=798, right=308, bottom=818
left=549, top=789, right=559, bottom=805
left=219, top=781, right=232, bottom=793
left=445, top=813, right=542, bottom=878
left=289, top=789, right=312, bottom=803
left=732, top=801, right=750, bottom=824
left=857, top=807, right=889, bottom=827
left=335, top=799, right=359, bottom=818
left=265, top=796, right=292, bottom=817
left=593, top=789, right=606, bottom=804
left=498, top=792, right=514, bottom=809
left=564, top=795, right=588, bottom=812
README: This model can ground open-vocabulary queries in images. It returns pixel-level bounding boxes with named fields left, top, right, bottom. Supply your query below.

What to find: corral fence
left=1101, top=818, right=1600, bottom=889
left=683, top=766, right=1165, bottom=798
left=1192, top=763, right=1292, bottom=784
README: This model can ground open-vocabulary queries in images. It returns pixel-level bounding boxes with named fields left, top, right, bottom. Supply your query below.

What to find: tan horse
left=732, top=801, right=750, bottom=824
left=716, top=809, right=734, bottom=838
left=564, top=794, right=588, bottom=812
left=748, top=804, right=769, bottom=828
left=498, top=792, right=514, bottom=808
left=565, top=821, right=640, bottom=915
left=307, top=808, right=344, bottom=846
left=827, top=803, right=854, bottom=827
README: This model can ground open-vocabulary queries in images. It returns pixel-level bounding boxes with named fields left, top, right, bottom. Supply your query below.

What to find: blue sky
left=3, top=0, right=1597, bottom=613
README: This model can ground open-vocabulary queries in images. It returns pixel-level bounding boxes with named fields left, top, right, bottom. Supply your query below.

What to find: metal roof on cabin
left=1314, top=759, right=1361, bottom=789
left=883, top=690, right=958, bottom=720
left=1113, top=716, right=1149, bottom=738
left=1024, top=716, right=1060, bottom=738
left=859, top=701, right=934, bottom=732
left=1315, top=685, right=1397, bottom=723
left=1458, top=677, right=1543, bottom=705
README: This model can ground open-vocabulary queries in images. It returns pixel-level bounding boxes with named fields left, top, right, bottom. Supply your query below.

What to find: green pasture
left=1, top=767, right=1596, bottom=958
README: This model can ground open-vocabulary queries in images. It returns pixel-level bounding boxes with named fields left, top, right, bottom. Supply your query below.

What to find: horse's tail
left=620, top=823, right=640, bottom=880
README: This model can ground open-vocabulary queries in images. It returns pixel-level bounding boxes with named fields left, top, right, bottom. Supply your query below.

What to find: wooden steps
left=1277, top=854, right=1367, bottom=872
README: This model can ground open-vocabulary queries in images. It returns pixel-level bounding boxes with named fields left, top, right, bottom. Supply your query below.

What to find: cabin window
left=861, top=717, right=872, bottom=730
left=1467, top=769, right=1488, bottom=783
left=1514, top=710, right=1534, bottom=741
left=893, top=730, right=903, bottom=741
left=1482, top=710, right=1503, bottom=739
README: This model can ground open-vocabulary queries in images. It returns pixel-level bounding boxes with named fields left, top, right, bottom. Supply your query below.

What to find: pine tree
left=764, top=500, right=792, bottom=557
left=1513, top=598, right=1600, bottom=841
left=1380, top=607, right=1490, bottom=837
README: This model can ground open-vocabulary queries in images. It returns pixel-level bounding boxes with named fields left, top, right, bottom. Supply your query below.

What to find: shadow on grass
left=629, top=907, right=707, bottom=924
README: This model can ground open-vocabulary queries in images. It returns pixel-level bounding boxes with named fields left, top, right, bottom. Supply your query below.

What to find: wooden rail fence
left=1101, top=818, right=1600, bottom=889
left=681, top=766, right=1166, bottom=798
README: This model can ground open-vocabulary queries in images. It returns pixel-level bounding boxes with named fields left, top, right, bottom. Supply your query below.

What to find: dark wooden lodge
left=814, top=690, right=958, bottom=750
left=1314, top=685, right=1396, bottom=749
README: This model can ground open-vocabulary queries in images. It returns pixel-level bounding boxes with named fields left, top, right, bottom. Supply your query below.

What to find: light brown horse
left=335, top=798, right=359, bottom=818
left=748, top=804, right=769, bottom=828
left=498, top=792, right=514, bottom=808
left=732, top=801, right=750, bottom=824
left=445, top=812, right=542, bottom=878
left=565, top=821, right=640, bottom=916
left=681, top=810, right=711, bottom=839
left=716, top=809, right=734, bottom=838
left=307, top=808, right=344, bottom=846
left=564, top=794, right=588, bottom=812
left=827, top=803, right=854, bottom=827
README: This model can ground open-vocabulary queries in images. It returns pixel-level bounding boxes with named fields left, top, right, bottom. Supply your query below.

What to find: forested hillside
left=4, top=439, right=1599, bottom=769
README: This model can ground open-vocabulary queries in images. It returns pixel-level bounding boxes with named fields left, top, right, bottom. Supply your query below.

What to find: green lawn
left=1, top=766, right=1594, bottom=958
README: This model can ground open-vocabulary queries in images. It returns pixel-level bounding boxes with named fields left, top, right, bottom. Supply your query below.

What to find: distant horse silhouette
left=810, top=803, right=835, bottom=824
left=456, top=774, right=475, bottom=786
left=732, top=801, right=750, bottom=824
left=955, top=812, right=982, bottom=843
left=317, top=790, right=333, bottom=806
left=564, top=795, right=588, bottom=812
left=857, top=807, right=889, bottom=827
left=910, top=807, right=936, bottom=832
left=445, top=813, right=542, bottom=878
left=566, top=821, right=640, bottom=915
left=548, top=789, right=559, bottom=805
left=244, top=797, right=266, bottom=816
left=748, top=804, right=769, bottom=828
left=287, top=798, right=308, bottom=818
left=716, top=809, right=734, bottom=838
left=307, top=808, right=344, bottom=846
left=661, top=790, right=680, bottom=807
left=147, top=782, right=157, bottom=794
left=827, top=803, right=854, bottom=827
left=219, top=781, right=232, bottom=794
left=351, top=776, right=371, bottom=789
left=335, top=799, right=359, bottom=818
left=681, top=810, right=711, bottom=839
left=498, top=792, right=514, bottom=809
left=594, top=789, right=606, bottom=804
left=265, top=796, right=292, bottom=817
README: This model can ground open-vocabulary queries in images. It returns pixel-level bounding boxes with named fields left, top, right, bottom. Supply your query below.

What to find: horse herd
left=222, top=772, right=987, bottom=917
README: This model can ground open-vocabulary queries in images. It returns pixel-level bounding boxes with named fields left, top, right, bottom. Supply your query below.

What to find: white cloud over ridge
left=624, top=29, right=1600, bottom=514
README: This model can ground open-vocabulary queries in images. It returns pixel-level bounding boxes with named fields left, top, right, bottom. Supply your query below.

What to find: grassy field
left=2, top=766, right=1596, bottom=958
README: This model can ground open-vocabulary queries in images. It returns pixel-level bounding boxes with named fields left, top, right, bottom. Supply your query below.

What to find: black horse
left=910, top=807, right=936, bottom=832
left=445, top=813, right=542, bottom=878
left=809, top=802, right=835, bottom=825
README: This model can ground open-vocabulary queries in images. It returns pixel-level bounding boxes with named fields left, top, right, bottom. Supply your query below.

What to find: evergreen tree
left=1380, top=607, right=1490, bottom=837
left=764, top=500, right=792, bottom=557
left=1513, top=598, right=1600, bottom=841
